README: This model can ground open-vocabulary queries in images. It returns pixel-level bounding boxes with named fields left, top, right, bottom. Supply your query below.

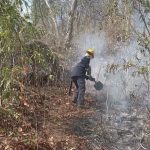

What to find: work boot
left=72, top=98, right=77, bottom=104
left=72, top=100, right=77, bottom=104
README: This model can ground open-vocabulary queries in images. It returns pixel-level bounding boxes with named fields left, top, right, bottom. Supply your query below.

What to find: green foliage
left=24, top=41, right=60, bottom=73
left=106, top=63, right=119, bottom=74
left=123, top=62, right=135, bottom=71
left=0, top=68, right=12, bottom=101
left=106, top=61, right=136, bottom=74
left=138, top=65, right=150, bottom=74
left=0, top=0, right=61, bottom=105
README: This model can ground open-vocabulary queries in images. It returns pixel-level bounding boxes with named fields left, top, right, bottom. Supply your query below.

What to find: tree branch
left=44, top=0, right=59, bottom=43
left=134, top=1, right=150, bottom=36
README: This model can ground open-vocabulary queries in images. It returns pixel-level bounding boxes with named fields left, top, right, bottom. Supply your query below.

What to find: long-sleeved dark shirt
left=71, top=56, right=90, bottom=78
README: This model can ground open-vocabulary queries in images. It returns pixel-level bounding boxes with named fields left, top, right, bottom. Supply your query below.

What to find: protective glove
left=85, top=75, right=95, bottom=81
left=85, top=75, right=90, bottom=80
left=89, top=76, right=95, bottom=82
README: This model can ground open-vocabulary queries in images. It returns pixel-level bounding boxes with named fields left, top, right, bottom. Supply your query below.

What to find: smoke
left=75, top=31, right=107, bottom=81
left=74, top=31, right=150, bottom=109
left=72, top=10, right=150, bottom=150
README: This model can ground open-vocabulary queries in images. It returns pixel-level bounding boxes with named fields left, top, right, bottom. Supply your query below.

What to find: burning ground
left=0, top=83, right=150, bottom=150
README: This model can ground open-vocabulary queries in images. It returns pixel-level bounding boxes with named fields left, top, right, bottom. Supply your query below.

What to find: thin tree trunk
left=65, top=0, right=78, bottom=49
left=44, top=0, right=59, bottom=45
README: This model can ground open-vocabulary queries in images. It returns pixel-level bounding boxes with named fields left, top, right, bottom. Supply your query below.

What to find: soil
left=0, top=85, right=106, bottom=150
left=0, top=85, right=149, bottom=150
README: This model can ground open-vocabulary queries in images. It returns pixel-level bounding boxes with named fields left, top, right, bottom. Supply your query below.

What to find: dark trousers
left=71, top=76, right=85, bottom=106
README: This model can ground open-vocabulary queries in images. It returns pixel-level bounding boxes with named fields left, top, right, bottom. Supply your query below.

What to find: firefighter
left=71, top=48, right=95, bottom=107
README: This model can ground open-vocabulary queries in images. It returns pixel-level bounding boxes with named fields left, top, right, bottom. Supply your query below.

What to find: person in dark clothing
left=71, top=48, right=95, bottom=107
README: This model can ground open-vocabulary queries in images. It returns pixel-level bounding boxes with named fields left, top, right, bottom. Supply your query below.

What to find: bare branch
left=134, top=1, right=150, bottom=35
left=44, top=0, right=59, bottom=43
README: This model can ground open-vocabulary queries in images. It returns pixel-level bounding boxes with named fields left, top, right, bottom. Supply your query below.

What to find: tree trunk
left=44, top=0, right=60, bottom=45
left=65, top=0, right=78, bottom=49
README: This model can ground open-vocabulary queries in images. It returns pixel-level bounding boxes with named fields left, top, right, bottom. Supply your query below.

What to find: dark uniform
left=71, top=56, right=93, bottom=106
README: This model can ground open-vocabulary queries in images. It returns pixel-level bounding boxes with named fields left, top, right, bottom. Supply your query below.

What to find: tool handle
left=68, top=80, right=73, bottom=96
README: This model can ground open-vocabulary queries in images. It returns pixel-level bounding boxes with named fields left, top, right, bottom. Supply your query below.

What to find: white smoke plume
left=74, top=31, right=150, bottom=108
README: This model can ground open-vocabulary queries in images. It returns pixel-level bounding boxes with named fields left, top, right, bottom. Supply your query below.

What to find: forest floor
left=0, top=85, right=107, bottom=150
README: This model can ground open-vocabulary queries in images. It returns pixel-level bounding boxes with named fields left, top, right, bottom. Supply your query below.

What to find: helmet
left=86, top=48, right=94, bottom=58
